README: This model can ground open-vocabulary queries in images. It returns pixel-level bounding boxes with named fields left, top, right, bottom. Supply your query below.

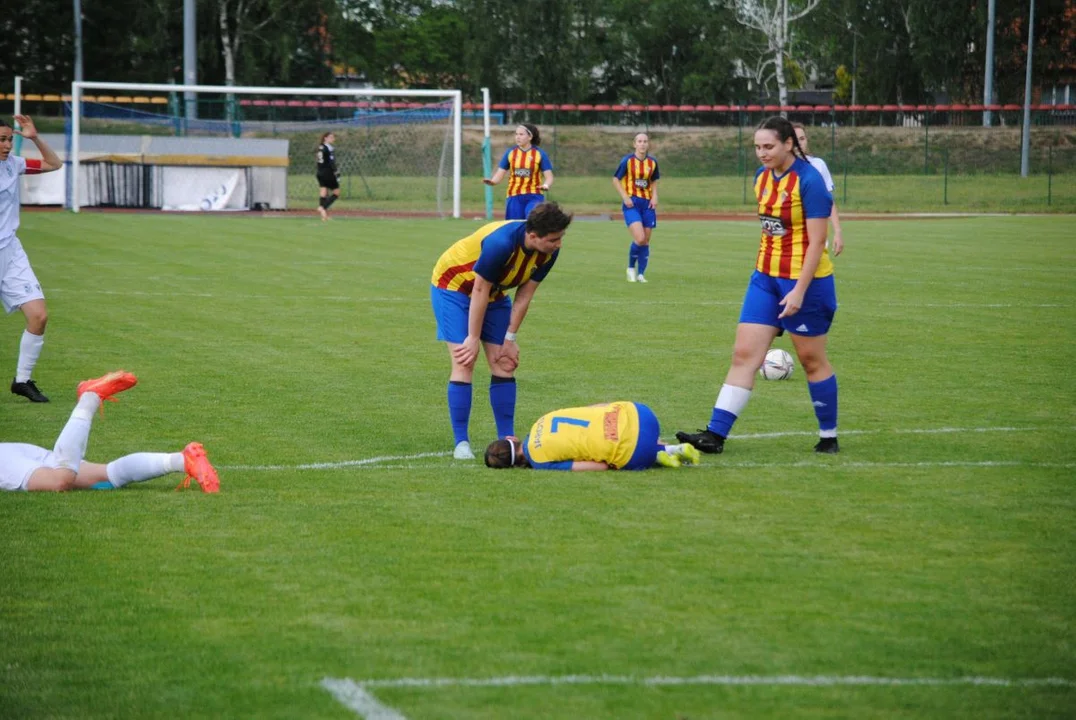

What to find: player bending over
left=484, top=400, right=701, bottom=471
left=0, top=371, right=220, bottom=492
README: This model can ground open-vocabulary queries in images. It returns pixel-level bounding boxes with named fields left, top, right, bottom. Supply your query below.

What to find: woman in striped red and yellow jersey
left=612, top=132, right=660, bottom=283
left=677, top=116, right=841, bottom=456
left=430, top=202, right=573, bottom=460
left=483, top=123, right=554, bottom=220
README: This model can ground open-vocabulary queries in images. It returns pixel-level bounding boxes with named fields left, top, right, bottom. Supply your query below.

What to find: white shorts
left=0, top=443, right=52, bottom=491
left=0, top=236, right=45, bottom=314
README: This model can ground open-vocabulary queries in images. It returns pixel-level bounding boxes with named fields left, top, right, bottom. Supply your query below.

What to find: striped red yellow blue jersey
left=753, top=157, right=833, bottom=279
left=613, top=154, right=660, bottom=201
left=523, top=401, right=641, bottom=470
left=431, top=220, right=558, bottom=302
left=498, top=147, right=553, bottom=197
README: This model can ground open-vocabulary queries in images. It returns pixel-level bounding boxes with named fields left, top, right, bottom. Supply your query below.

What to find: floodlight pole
left=1020, top=0, right=1035, bottom=177
left=13, top=77, right=23, bottom=156
left=983, top=0, right=996, bottom=127
left=73, top=0, right=83, bottom=83
left=184, top=0, right=197, bottom=120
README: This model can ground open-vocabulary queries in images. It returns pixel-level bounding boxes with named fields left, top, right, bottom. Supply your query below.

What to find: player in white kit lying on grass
left=0, top=370, right=220, bottom=492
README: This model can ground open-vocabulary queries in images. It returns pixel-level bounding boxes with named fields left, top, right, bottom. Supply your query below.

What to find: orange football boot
left=76, top=371, right=138, bottom=415
left=177, top=442, right=220, bottom=493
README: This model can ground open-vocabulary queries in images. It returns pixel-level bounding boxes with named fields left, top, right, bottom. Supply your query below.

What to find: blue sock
left=489, top=376, right=516, bottom=438
left=628, top=243, right=640, bottom=269
left=637, top=245, right=650, bottom=276
left=447, top=381, right=472, bottom=444
left=808, top=374, right=839, bottom=434
left=707, top=409, right=737, bottom=438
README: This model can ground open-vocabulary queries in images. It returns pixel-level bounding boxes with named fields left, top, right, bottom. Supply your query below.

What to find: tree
left=732, top=0, right=821, bottom=106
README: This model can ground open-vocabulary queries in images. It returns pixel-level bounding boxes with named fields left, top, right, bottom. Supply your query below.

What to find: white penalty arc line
left=220, top=426, right=1073, bottom=472
left=322, top=675, right=1076, bottom=719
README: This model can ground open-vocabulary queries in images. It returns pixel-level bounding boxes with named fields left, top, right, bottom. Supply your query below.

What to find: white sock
left=107, top=452, right=184, bottom=488
left=15, top=330, right=44, bottom=382
left=715, top=384, right=752, bottom=416
left=664, top=443, right=685, bottom=454
left=51, top=394, right=101, bottom=471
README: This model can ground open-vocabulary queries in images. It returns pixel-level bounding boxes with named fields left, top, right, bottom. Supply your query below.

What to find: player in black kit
left=316, top=131, right=341, bottom=221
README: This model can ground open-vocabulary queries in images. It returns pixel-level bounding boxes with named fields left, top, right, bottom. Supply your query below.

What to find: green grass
left=293, top=173, right=1076, bottom=215
left=1, top=213, right=1074, bottom=718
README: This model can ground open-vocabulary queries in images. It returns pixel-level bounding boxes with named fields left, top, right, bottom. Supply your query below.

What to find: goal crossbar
left=69, top=81, right=463, bottom=217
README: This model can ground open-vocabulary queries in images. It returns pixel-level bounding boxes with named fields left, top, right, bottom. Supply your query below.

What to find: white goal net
left=66, top=82, right=462, bottom=217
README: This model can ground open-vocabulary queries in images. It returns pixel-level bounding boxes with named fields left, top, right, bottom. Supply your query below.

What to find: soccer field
left=1, top=212, right=1074, bottom=718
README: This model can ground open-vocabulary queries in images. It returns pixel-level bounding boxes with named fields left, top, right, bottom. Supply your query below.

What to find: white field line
left=322, top=674, right=1076, bottom=719
left=40, top=289, right=1072, bottom=309
left=220, top=425, right=1073, bottom=472
left=332, top=674, right=1076, bottom=689
left=322, top=679, right=406, bottom=720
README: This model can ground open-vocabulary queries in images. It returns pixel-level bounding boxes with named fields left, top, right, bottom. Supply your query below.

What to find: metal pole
left=482, top=87, right=493, bottom=220
left=851, top=31, right=857, bottom=128
left=452, top=91, right=462, bottom=219
left=13, top=77, right=23, bottom=156
left=73, top=0, right=83, bottom=83
left=1020, top=0, right=1035, bottom=177
left=983, top=0, right=996, bottom=126
left=184, top=0, right=197, bottom=120
left=71, top=83, right=82, bottom=212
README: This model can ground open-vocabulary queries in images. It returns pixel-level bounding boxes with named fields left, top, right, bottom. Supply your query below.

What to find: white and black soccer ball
left=759, top=348, right=795, bottom=380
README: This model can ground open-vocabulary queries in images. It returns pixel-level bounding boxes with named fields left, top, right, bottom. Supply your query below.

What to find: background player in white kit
left=0, top=370, right=220, bottom=493
left=0, top=115, right=63, bottom=402
left=793, top=123, right=843, bottom=257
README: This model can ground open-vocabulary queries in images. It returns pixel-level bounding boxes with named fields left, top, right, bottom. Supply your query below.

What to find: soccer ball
left=759, top=349, right=795, bottom=380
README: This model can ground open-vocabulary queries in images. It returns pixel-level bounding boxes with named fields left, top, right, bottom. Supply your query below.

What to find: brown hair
left=525, top=201, right=573, bottom=237
left=319, top=131, right=334, bottom=144
left=485, top=439, right=516, bottom=469
left=519, top=123, right=541, bottom=146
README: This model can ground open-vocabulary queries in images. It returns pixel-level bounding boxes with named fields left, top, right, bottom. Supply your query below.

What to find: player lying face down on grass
left=0, top=371, right=219, bottom=493
left=430, top=201, right=573, bottom=461
left=484, top=401, right=701, bottom=471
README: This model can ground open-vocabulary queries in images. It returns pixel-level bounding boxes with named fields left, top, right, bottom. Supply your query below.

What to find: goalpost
left=67, top=81, right=463, bottom=217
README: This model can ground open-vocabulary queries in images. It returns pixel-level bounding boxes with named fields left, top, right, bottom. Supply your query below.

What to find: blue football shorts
left=430, top=286, right=512, bottom=344
left=622, top=402, right=661, bottom=471
left=738, top=270, right=837, bottom=337
left=622, top=196, right=657, bottom=229
left=505, top=194, right=545, bottom=221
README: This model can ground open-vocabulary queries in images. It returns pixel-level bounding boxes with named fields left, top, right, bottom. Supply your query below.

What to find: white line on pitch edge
left=322, top=674, right=1076, bottom=718
left=322, top=679, right=406, bottom=720
left=333, top=674, right=1076, bottom=689
left=220, top=426, right=1073, bottom=471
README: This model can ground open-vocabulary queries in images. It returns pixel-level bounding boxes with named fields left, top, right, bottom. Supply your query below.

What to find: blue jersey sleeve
left=799, top=163, right=833, bottom=219
left=612, top=155, right=630, bottom=179
left=538, top=148, right=553, bottom=171
left=497, top=148, right=512, bottom=171
left=651, top=158, right=661, bottom=181
left=472, top=223, right=522, bottom=282
left=528, top=249, right=559, bottom=283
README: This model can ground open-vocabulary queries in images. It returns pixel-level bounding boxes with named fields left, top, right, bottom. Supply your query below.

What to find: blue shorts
left=430, top=286, right=511, bottom=344
left=622, top=403, right=661, bottom=471
left=622, top=197, right=657, bottom=229
left=738, top=270, right=837, bottom=337
left=505, top=194, right=545, bottom=220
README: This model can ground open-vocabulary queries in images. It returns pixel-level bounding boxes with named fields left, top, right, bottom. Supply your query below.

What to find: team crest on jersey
left=778, top=191, right=788, bottom=203
left=513, top=168, right=532, bottom=178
